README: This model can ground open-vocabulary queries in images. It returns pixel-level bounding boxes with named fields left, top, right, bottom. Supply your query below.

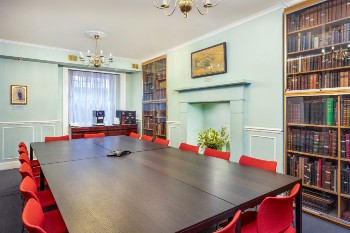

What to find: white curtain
left=68, top=70, right=117, bottom=126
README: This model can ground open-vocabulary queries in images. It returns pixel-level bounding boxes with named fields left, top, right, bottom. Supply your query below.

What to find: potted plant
left=197, top=126, right=229, bottom=151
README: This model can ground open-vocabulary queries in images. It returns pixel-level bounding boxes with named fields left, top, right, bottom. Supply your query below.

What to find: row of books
left=288, top=155, right=337, bottom=192
left=287, top=129, right=338, bottom=157
left=287, top=0, right=350, bottom=33
left=143, top=90, right=166, bottom=101
left=286, top=71, right=350, bottom=90
left=341, top=166, right=350, bottom=194
left=341, top=134, right=350, bottom=159
left=155, top=79, right=166, bottom=89
left=287, top=97, right=337, bottom=126
left=156, top=122, right=166, bottom=136
left=302, top=188, right=336, bottom=214
left=341, top=98, right=350, bottom=126
left=154, top=59, right=166, bottom=71
left=343, top=209, right=350, bottom=222
left=143, top=117, right=154, bottom=131
left=287, top=51, right=350, bottom=74
left=143, top=83, right=154, bottom=93
left=287, top=23, right=350, bottom=53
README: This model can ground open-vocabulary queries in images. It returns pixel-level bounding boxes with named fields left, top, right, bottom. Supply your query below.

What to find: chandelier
left=153, top=0, right=220, bottom=18
left=79, top=31, right=113, bottom=68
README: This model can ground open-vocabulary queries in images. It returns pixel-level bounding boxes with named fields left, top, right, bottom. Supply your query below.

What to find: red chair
left=241, top=183, right=300, bottom=233
left=204, top=148, right=230, bottom=161
left=18, top=147, right=28, bottom=155
left=18, top=153, right=41, bottom=177
left=84, top=133, right=105, bottom=138
left=141, top=135, right=153, bottom=142
left=154, top=138, right=170, bottom=146
left=239, top=155, right=277, bottom=172
left=20, top=176, right=56, bottom=209
left=22, top=198, right=68, bottom=233
left=18, top=141, right=28, bottom=150
left=216, top=210, right=241, bottom=233
left=179, top=143, right=200, bottom=153
left=19, top=163, right=48, bottom=189
left=129, top=132, right=140, bottom=139
left=45, top=135, right=70, bottom=142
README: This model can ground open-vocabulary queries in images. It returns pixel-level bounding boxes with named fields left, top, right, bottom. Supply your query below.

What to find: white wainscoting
left=244, top=126, right=284, bottom=173
left=167, top=121, right=181, bottom=148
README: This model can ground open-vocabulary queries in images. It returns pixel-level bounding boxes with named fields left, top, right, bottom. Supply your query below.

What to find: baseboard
left=0, top=161, right=20, bottom=170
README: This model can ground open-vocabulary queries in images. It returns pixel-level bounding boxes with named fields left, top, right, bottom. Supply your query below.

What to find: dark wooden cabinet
left=70, top=125, right=137, bottom=139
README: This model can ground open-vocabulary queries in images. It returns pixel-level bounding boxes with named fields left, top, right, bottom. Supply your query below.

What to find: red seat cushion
left=35, top=177, right=48, bottom=189
left=204, top=148, right=230, bottom=161
left=154, top=138, right=170, bottom=146
left=84, top=133, right=105, bottom=138
left=37, top=189, right=56, bottom=209
left=179, top=143, right=200, bottom=153
left=45, top=135, right=70, bottom=142
left=32, top=166, right=41, bottom=177
left=239, top=155, right=277, bottom=172
left=141, top=135, right=153, bottom=142
left=129, top=132, right=140, bottom=139
left=30, top=160, right=40, bottom=168
left=44, top=209, right=68, bottom=233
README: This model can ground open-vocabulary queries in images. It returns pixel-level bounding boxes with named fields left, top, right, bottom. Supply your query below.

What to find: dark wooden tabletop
left=41, top=157, right=235, bottom=233
left=127, top=148, right=300, bottom=209
left=86, top=135, right=168, bottom=152
left=31, top=139, right=110, bottom=165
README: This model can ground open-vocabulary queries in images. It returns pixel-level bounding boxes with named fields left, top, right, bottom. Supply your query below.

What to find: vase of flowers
left=197, top=126, right=230, bottom=151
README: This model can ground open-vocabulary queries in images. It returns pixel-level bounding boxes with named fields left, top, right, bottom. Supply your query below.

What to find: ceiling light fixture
left=153, top=0, right=220, bottom=18
left=79, top=31, right=113, bottom=68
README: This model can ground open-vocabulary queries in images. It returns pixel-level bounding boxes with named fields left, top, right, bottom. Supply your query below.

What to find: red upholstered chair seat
left=18, top=142, right=28, bottom=150
left=20, top=176, right=56, bottom=209
left=179, top=143, right=200, bottom=153
left=239, top=155, right=277, bottom=172
left=204, top=148, right=230, bottom=161
left=18, top=147, right=28, bottom=155
left=19, top=163, right=48, bottom=189
left=84, top=133, right=105, bottom=138
left=141, top=135, right=153, bottom=142
left=22, top=198, right=68, bottom=233
left=241, top=183, right=300, bottom=233
left=129, top=132, right=140, bottom=139
left=154, top=138, right=170, bottom=146
left=19, top=153, right=41, bottom=173
left=45, top=135, right=70, bottom=142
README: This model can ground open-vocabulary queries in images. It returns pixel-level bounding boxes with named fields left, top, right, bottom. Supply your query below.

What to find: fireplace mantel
left=174, top=80, right=251, bottom=93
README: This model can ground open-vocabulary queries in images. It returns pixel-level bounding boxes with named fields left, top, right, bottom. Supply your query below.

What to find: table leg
left=40, top=169, right=45, bottom=191
left=295, top=182, right=302, bottom=233
left=30, top=145, right=33, bottom=161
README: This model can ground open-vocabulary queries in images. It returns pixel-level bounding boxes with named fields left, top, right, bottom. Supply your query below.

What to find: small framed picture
left=11, top=85, right=27, bottom=105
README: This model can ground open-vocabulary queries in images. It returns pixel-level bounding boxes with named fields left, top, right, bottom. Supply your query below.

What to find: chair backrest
left=22, top=198, right=46, bottom=233
left=19, top=162, right=35, bottom=181
left=154, top=138, right=170, bottom=146
left=129, top=132, right=140, bottom=139
left=239, top=155, right=277, bottom=172
left=18, top=147, right=28, bottom=155
left=84, top=133, right=105, bottom=138
left=179, top=143, right=200, bottom=153
left=141, top=135, right=153, bottom=142
left=18, top=153, right=31, bottom=165
left=204, top=148, right=230, bottom=161
left=257, top=183, right=300, bottom=233
left=18, top=142, right=28, bottom=150
left=20, top=176, right=40, bottom=203
left=44, top=135, right=70, bottom=142
left=215, top=210, right=241, bottom=233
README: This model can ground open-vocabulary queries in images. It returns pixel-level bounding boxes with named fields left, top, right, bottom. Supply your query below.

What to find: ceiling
left=0, top=0, right=295, bottom=61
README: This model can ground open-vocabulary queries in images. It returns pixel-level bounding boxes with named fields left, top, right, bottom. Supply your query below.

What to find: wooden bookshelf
left=142, top=55, right=167, bottom=140
left=284, top=0, right=350, bottom=227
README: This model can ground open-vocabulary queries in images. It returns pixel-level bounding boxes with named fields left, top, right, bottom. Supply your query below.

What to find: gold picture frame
left=191, top=42, right=227, bottom=78
left=11, top=85, right=27, bottom=105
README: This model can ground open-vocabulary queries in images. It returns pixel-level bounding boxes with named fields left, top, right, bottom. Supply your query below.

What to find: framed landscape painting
left=11, top=85, right=27, bottom=105
left=191, top=42, right=227, bottom=78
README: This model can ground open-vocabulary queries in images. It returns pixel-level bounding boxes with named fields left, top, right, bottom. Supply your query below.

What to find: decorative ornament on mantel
left=79, top=31, right=113, bottom=68
left=153, top=0, right=220, bottom=18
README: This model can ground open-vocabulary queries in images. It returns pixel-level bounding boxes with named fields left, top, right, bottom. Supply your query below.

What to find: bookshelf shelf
left=142, top=55, right=167, bottom=140
left=287, top=150, right=338, bottom=160
left=287, top=123, right=338, bottom=128
left=285, top=0, right=350, bottom=227
left=287, top=15, right=350, bottom=35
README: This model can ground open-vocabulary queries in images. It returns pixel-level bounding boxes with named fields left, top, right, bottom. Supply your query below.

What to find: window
left=68, top=70, right=118, bottom=126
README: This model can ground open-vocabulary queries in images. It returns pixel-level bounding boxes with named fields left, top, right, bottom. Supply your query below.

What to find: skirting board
left=0, top=160, right=20, bottom=170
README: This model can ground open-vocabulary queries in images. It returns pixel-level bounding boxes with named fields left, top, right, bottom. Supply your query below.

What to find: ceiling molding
left=142, top=3, right=282, bottom=62
left=0, top=39, right=140, bottom=62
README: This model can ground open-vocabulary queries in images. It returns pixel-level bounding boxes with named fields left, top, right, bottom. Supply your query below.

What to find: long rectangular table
left=30, top=136, right=301, bottom=233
